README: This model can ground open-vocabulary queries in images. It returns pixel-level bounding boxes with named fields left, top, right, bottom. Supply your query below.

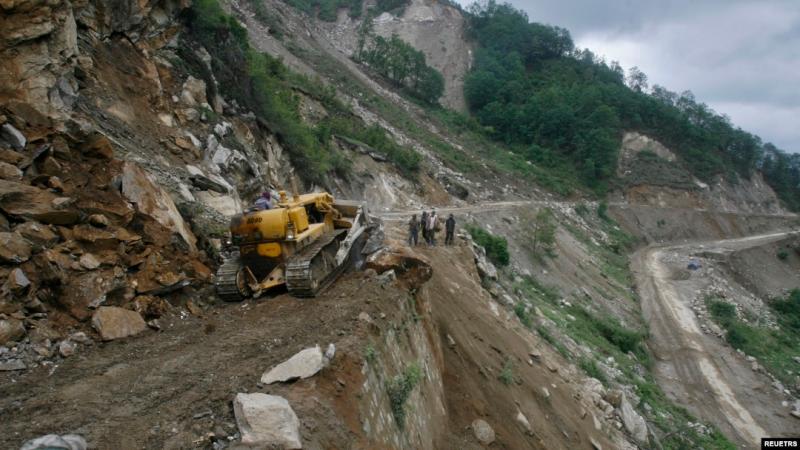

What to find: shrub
left=498, top=358, right=514, bottom=385
left=466, top=224, right=510, bottom=266
left=364, top=344, right=377, bottom=364
left=387, top=363, right=423, bottom=428
left=597, top=202, right=610, bottom=221
left=707, top=299, right=736, bottom=326
left=514, top=303, right=532, bottom=328
left=777, top=249, right=789, bottom=261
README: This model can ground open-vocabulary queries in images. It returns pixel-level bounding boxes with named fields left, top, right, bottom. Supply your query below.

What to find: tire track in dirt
left=634, top=231, right=799, bottom=448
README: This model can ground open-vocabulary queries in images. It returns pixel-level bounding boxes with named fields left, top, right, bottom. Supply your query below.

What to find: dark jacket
left=445, top=217, right=456, bottom=232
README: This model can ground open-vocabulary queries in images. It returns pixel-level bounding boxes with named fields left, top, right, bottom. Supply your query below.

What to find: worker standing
left=427, top=210, right=438, bottom=246
left=445, top=213, right=456, bottom=245
left=420, top=211, right=429, bottom=246
left=408, top=214, right=419, bottom=246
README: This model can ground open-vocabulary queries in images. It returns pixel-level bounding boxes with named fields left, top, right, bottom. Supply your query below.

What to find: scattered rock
left=0, top=123, right=26, bottom=150
left=79, top=253, right=101, bottom=270
left=261, top=345, right=326, bottom=384
left=59, top=339, right=77, bottom=357
left=91, top=306, right=147, bottom=341
left=605, top=389, right=623, bottom=408
left=0, top=161, right=22, bottom=180
left=590, top=437, right=603, bottom=450
left=233, top=393, right=302, bottom=449
left=6, top=268, right=31, bottom=294
left=88, top=214, right=110, bottom=227
left=69, top=332, right=90, bottom=344
left=541, top=387, right=551, bottom=399
left=619, top=393, right=648, bottom=443
left=120, top=162, right=196, bottom=252
left=358, top=312, right=372, bottom=323
left=0, top=359, right=26, bottom=371
left=515, top=410, right=532, bottom=434
left=15, top=221, right=58, bottom=248
left=81, top=134, right=114, bottom=159
left=324, top=343, right=335, bottom=362
left=19, top=434, right=87, bottom=450
left=180, top=76, right=208, bottom=106
left=471, top=418, right=495, bottom=445
left=0, top=180, right=79, bottom=225
left=0, top=318, right=26, bottom=345
left=0, top=231, right=31, bottom=263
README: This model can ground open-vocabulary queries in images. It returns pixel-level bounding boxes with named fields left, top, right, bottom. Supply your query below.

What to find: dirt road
left=633, top=231, right=800, bottom=448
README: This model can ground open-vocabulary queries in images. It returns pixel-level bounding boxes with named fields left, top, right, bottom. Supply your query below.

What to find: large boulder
left=261, top=345, right=327, bottom=384
left=0, top=318, right=26, bottom=345
left=0, top=124, right=26, bottom=150
left=233, top=393, right=302, bottom=449
left=366, top=245, right=432, bottom=289
left=179, top=76, right=207, bottom=106
left=0, top=161, right=22, bottom=180
left=471, top=418, right=495, bottom=445
left=91, top=306, right=147, bottom=341
left=619, top=394, right=648, bottom=444
left=120, top=162, right=196, bottom=252
left=0, top=231, right=31, bottom=263
left=0, top=180, right=79, bottom=224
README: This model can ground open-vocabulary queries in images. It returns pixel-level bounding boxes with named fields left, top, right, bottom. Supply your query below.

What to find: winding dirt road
left=633, top=231, right=799, bottom=448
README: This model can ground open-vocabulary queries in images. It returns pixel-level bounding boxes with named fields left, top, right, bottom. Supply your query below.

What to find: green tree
left=529, top=208, right=556, bottom=257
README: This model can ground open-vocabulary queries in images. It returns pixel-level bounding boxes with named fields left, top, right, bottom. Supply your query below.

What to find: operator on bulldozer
left=215, top=189, right=372, bottom=301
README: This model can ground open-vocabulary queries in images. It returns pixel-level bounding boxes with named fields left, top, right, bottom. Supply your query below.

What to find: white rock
left=1, top=123, right=26, bottom=150
left=20, top=434, right=86, bottom=450
left=91, top=306, right=147, bottom=341
left=323, top=343, right=335, bottom=362
left=471, top=418, right=495, bottom=444
left=58, top=340, right=76, bottom=357
left=261, top=345, right=326, bottom=384
left=515, top=410, right=532, bottom=434
left=79, top=253, right=101, bottom=270
left=234, top=393, right=301, bottom=448
left=619, top=394, right=648, bottom=443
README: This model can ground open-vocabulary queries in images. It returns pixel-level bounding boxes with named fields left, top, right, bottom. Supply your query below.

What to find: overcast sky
left=457, top=0, right=800, bottom=153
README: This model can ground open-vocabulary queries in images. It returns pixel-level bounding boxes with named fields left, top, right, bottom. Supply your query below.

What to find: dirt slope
left=0, top=273, right=410, bottom=449
left=633, top=231, right=800, bottom=448
left=417, top=245, right=618, bottom=450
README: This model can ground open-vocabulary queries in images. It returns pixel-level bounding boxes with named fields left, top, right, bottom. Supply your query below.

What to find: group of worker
left=408, top=210, right=456, bottom=247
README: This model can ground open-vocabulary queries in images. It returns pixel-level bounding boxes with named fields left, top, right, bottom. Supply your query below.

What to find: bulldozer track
left=285, top=229, right=348, bottom=297
left=215, top=253, right=248, bottom=302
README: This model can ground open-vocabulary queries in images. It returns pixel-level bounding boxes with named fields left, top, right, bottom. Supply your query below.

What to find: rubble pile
left=0, top=117, right=215, bottom=370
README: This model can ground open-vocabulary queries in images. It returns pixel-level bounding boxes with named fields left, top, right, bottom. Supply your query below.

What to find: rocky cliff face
left=615, top=132, right=786, bottom=214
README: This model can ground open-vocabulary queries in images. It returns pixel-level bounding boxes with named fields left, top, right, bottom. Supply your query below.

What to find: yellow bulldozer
left=215, top=190, right=372, bottom=300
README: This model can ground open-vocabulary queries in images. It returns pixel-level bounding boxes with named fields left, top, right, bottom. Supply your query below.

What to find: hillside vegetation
left=184, top=0, right=420, bottom=184
left=461, top=1, right=800, bottom=205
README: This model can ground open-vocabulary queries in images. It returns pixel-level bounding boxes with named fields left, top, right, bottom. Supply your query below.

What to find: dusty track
left=377, top=201, right=796, bottom=221
left=633, top=231, right=800, bottom=448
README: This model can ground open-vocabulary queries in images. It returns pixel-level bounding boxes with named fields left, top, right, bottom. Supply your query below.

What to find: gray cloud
left=458, top=0, right=800, bottom=152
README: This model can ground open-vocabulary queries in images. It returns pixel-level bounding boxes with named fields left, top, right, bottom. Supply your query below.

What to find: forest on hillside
left=462, top=1, right=800, bottom=208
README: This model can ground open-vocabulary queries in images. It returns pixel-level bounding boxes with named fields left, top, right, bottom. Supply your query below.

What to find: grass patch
left=387, top=363, right=423, bottom=428
left=578, top=357, right=607, bottom=384
left=706, top=294, right=800, bottom=389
